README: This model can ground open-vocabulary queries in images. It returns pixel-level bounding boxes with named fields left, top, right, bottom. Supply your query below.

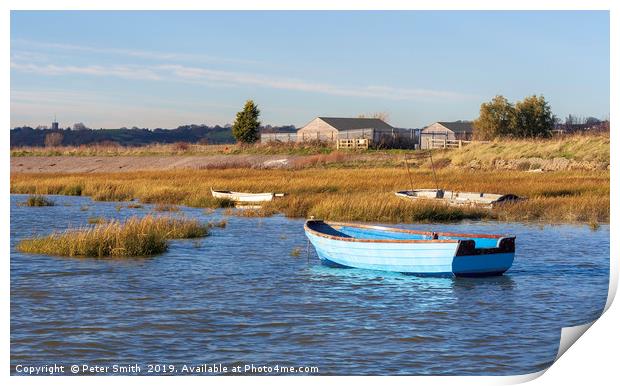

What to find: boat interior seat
left=316, top=224, right=352, bottom=238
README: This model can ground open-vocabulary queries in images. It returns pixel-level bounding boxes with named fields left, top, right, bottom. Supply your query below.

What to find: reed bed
left=21, top=195, right=55, bottom=207
left=11, top=168, right=609, bottom=224
left=17, top=215, right=212, bottom=258
left=87, top=216, right=107, bottom=224
left=154, top=203, right=180, bottom=212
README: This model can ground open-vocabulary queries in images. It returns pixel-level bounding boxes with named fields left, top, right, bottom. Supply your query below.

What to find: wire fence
left=261, top=128, right=419, bottom=147
left=260, top=129, right=378, bottom=143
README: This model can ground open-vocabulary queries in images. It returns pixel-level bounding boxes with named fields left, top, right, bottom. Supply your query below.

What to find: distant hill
left=10, top=124, right=297, bottom=147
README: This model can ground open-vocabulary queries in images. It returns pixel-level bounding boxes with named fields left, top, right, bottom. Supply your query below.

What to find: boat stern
left=451, top=237, right=516, bottom=277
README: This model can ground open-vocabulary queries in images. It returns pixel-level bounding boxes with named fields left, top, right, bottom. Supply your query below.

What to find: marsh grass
left=87, top=216, right=107, bottom=224
left=233, top=207, right=279, bottom=218
left=11, top=168, right=609, bottom=224
left=154, top=203, right=180, bottom=212
left=22, top=195, right=55, bottom=207
left=17, top=215, right=212, bottom=258
left=446, top=133, right=610, bottom=168
left=211, top=219, right=228, bottom=228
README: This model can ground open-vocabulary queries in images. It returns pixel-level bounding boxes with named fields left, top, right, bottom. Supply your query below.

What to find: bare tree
left=357, top=112, right=390, bottom=122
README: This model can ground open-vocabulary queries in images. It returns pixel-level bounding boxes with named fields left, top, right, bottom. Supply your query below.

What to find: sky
left=10, top=11, right=610, bottom=129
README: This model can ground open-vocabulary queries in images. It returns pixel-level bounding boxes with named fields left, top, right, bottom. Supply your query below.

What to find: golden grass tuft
left=17, top=215, right=212, bottom=258
left=233, top=207, right=278, bottom=218
left=154, top=203, right=180, bottom=212
left=87, top=216, right=107, bottom=224
left=22, top=195, right=55, bottom=207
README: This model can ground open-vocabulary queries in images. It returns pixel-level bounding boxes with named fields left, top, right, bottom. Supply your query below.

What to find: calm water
left=10, top=194, right=609, bottom=376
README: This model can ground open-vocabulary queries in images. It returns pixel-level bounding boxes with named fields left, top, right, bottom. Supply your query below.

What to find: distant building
left=296, top=117, right=409, bottom=143
left=51, top=118, right=59, bottom=130
left=420, top=121, right=474, bottom=149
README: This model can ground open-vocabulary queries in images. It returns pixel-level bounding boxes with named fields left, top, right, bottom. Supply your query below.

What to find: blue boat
left=304, top=220, right=515, bottom=277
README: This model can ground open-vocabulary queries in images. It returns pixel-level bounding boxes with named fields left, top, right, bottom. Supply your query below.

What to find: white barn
left=420, top=121, right=474, bottom=149
left=297, top=117, right=405, bottom=143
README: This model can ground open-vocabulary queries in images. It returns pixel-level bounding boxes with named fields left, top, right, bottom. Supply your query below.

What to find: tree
left=44, top=132, right=63, bottom=147
left=72, top=122, right=88, bottom=131
left=358, top=112, right=390, bottom=122
left=472, top=95, right=515, bottom=140
left=232, top=100, right=261, bottom=144
left=512, top=95, right=554, bottom=138
left=565, top=114, right=584, bottom=126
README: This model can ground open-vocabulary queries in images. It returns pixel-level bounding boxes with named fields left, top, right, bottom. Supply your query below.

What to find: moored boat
left=304, top=220, right=515, bottom=277
left=211, top=188, right=284, bottom=203
left=395, top=189, right=521, bottom=208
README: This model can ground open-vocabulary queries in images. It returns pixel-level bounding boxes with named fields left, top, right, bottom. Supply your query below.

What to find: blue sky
left=10, top=11, right=609, bottom=129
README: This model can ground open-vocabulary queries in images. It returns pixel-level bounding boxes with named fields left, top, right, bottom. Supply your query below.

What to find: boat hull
left=211, top=190, right=275, bottom=202
left=395, top=190, right=521, bottom=208
left=304, top=221, right=514, bottom=277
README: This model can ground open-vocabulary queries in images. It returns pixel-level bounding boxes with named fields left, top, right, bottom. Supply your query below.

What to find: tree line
left=473, top=95, right=556, bottom=139
left=473, top=95, right=608, bottom=140
left=10, top=119, right=296, bottom=147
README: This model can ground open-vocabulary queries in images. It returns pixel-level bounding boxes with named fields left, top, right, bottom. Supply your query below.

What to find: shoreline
left=10, top=192, right=610, bottom=228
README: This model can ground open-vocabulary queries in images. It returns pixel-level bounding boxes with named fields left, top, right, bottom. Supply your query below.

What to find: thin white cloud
left=159, top=64, right=461, bottom=100
left=11, top=39, right=261, bottom=65
left=11, top=61, right=474, bottom=101
left=11, top=62, right=163, bottom=81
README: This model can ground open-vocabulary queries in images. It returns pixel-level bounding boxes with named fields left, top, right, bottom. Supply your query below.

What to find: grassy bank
left=443, top=133, right=609, bottom=170
left=11, top=168, right=609, bottom=224
left=10, top=140, right=334, bottom=157
left=11, top=133, right=609, bottom=172
left=17, top=215, right=212, bottom=257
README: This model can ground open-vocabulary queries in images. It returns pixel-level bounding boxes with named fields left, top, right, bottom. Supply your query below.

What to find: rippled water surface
left=10, top=194, right=609, bottom=375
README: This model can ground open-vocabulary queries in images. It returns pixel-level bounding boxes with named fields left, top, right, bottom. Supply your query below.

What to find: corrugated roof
left=318, top=117, right=394, bottom=131
left=436, top=121, right=474, bottom=133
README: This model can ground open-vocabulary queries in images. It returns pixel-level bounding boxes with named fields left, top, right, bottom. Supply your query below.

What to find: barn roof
left=318, top=117, right=394, bottom=131
left=436, top=121, right=474, bottom=133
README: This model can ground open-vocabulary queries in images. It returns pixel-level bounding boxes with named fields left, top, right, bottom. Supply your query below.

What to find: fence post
left=459, top=140, right=462, bottom=148
left=443, top=138, right=446, bottom=148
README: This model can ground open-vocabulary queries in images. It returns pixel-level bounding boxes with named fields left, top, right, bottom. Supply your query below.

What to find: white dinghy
left=211, top=188, right=285, bottom=203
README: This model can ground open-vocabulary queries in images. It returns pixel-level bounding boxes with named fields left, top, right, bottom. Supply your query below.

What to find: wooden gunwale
left=304, top=220, right=511, bottom=244
left=326, top=221, right=507, bottom=239
left=211, top=189, right=273, bottom=196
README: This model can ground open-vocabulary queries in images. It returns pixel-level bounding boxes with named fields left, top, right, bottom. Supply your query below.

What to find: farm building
left=420, top=121, right=474, bottom=149
left=296, top=117, right=414, bottom=145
